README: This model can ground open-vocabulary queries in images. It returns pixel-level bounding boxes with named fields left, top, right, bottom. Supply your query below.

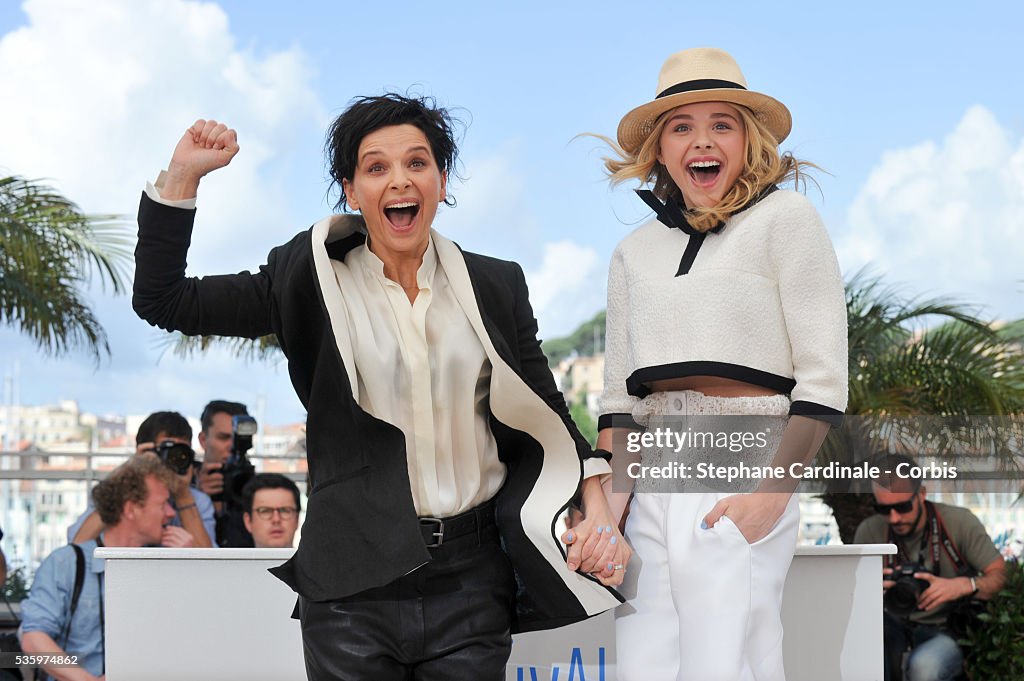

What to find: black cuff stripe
left=789, top=400, right=845, bottom=427
left=597, top=413, right=642, bottom=431
left=626, top=362, right=797, bottom=398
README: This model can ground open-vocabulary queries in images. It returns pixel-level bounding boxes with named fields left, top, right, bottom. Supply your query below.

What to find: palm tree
left=821, top=270, right=1024, bottom=542
left=0, top=175, right=132, bottom=362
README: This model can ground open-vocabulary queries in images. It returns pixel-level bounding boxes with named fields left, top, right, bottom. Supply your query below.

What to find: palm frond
left=155, top=331, right=283, bottom=363
left=0, top=175, right=133, bottom=361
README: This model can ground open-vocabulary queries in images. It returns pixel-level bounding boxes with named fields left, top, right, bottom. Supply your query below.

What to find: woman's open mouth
left=687, top=160, right=722, bottom=187
left=384, top=201, right=420, bottom=229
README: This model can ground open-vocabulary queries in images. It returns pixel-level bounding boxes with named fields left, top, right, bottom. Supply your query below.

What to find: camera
left=885, top=563, right=933, bottom=616
left=214, top=415, right=257, bottom=511
left=155, top=439, right=196, bottom=476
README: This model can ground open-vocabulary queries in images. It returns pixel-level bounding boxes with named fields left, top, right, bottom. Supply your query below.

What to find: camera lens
left=885, top=580, right=922, bottom=616
left=156, top=440, right=195, bottom=476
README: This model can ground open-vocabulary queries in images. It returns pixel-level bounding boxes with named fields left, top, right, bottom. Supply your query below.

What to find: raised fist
left=161, top=119, right=240, bottom=199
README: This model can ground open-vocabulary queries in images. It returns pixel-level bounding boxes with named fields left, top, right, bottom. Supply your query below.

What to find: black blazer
left=134, top=194, right=622, bottom=632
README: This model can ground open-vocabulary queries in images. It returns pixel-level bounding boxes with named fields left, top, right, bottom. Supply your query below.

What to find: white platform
left=98, top=543, right=895, bottom=681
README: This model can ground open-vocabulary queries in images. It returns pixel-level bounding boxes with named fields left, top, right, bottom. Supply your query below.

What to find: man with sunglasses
left=855, top=454, right=1006, bottom=681
left=241, top=473, right=302, bottom=549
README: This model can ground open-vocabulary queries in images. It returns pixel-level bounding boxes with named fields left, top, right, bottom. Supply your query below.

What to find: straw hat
left=617, top=47, right=791, bottom=153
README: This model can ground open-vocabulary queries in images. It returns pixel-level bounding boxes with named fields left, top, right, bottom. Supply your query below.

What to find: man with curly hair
left=68, top=411, right=215, bottom=548
left=20, top=456, right=177, bottom=680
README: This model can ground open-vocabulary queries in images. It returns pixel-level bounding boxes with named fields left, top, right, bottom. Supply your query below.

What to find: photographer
left=68, top=412, right=215, bottom=548
left=21, top=456, right=179, bottom=680
left=855, top=454, right=1006, bottom=681
left=195, top=400, right=256, bottom=547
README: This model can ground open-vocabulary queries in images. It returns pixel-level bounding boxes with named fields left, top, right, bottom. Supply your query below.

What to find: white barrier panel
left=98, top=544, right=894, bottom=681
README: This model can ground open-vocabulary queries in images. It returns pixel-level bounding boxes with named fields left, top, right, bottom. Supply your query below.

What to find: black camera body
left=885, top=563, right=933, bottom=616
left=214, top=415, right=257, bottom=512
left=155, top=439, right=195, bottom=476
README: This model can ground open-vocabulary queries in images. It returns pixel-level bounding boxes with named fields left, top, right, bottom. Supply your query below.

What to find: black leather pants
left=297, top=524, right=515, bottom=680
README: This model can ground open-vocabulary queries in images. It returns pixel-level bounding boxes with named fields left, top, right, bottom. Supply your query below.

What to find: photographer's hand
left=160, top=119, right=239, bottom=200
left=197, top=461, right=225, bottom=497
left=882, top=567, right=895, bottom=591
left=915, top=573, right=973, bottom=612
left=173, top=465, right=194, bottom=498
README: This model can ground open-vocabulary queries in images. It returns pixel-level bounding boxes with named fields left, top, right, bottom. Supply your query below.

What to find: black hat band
left=657, top=79, right=747, bottom=99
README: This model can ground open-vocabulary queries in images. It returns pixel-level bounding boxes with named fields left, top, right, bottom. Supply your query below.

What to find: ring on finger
left=614, top=564, right=624, bottom=571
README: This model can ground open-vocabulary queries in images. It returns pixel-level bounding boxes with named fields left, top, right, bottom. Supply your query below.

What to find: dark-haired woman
left=133, top=94, right=627, bottom=680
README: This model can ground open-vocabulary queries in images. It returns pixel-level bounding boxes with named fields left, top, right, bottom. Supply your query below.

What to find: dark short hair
left=136, top=411, right=192, bottom=446
left=200, top=400, right=249, bottom=433
left=93, top=456, right=176, bottom=525
left=872, top=454, right=924, bottom=493
left=326, top=92, right=463, bottom=211
left=241, top=473, right=302, bottom=515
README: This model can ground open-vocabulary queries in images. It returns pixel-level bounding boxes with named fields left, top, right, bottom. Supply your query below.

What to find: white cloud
left=0, top=0, right=324, bottom=424
left=0, top=0, right=325, bottom=272
left=523, top=241, right=602, bottom=338
left=836, top=105, right=1024, bottom=319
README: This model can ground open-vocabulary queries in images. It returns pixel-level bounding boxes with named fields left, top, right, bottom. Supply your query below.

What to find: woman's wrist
left=751, top=487, right=792, bottom=511
left=580, top=476, right=610, bottom=511
left=160, top=162, right=202, bottom=200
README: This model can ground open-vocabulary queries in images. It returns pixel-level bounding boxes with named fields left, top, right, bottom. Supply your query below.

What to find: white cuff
left=583, top=457, right=613, bottom=480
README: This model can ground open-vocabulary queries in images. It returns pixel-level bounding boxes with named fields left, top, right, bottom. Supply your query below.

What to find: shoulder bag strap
left=55, top=544, right=85, bottom=650
left=929, top=502, right=970, bottom=573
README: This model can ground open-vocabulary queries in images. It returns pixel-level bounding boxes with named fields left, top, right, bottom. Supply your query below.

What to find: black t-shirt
left=216, top=509, right=254, bottom=548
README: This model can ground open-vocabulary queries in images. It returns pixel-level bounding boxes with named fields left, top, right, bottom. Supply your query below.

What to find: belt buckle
left=420, top=517, right=445, bottom=547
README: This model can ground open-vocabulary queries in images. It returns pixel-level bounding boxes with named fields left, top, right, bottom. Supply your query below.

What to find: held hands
left=162, top=119, right=239, bottom=199
left=702, top=492, right=789, bottom=544
left=561, top=480, right=632, bottom=587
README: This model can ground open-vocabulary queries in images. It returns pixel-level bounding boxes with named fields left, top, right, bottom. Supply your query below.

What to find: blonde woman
left=595, top=48, right=848, bottom=681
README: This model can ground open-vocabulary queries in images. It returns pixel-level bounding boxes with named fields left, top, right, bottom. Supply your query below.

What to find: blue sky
left=1, top=0, right=1022, bottom=427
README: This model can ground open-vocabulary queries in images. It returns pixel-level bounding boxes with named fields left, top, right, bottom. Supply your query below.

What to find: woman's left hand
left=561, top=479, right=632, bottom=587
left=702, top=492, right=790, bottom=544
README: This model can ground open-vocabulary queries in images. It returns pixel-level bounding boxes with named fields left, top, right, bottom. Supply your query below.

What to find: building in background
left=1, top=401, right=310, bottom=575
left=552, top=354, right=605, bottom=420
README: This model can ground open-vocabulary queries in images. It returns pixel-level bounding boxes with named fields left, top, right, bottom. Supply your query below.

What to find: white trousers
left=615, top=391, right=800, bottom=681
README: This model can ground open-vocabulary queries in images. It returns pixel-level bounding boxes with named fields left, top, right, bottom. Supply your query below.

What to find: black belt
left=418, top=499, right=496, bottom=548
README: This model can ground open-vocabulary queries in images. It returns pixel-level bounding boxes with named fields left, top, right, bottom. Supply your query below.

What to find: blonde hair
left=600, top=104, right=819, bottom=232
